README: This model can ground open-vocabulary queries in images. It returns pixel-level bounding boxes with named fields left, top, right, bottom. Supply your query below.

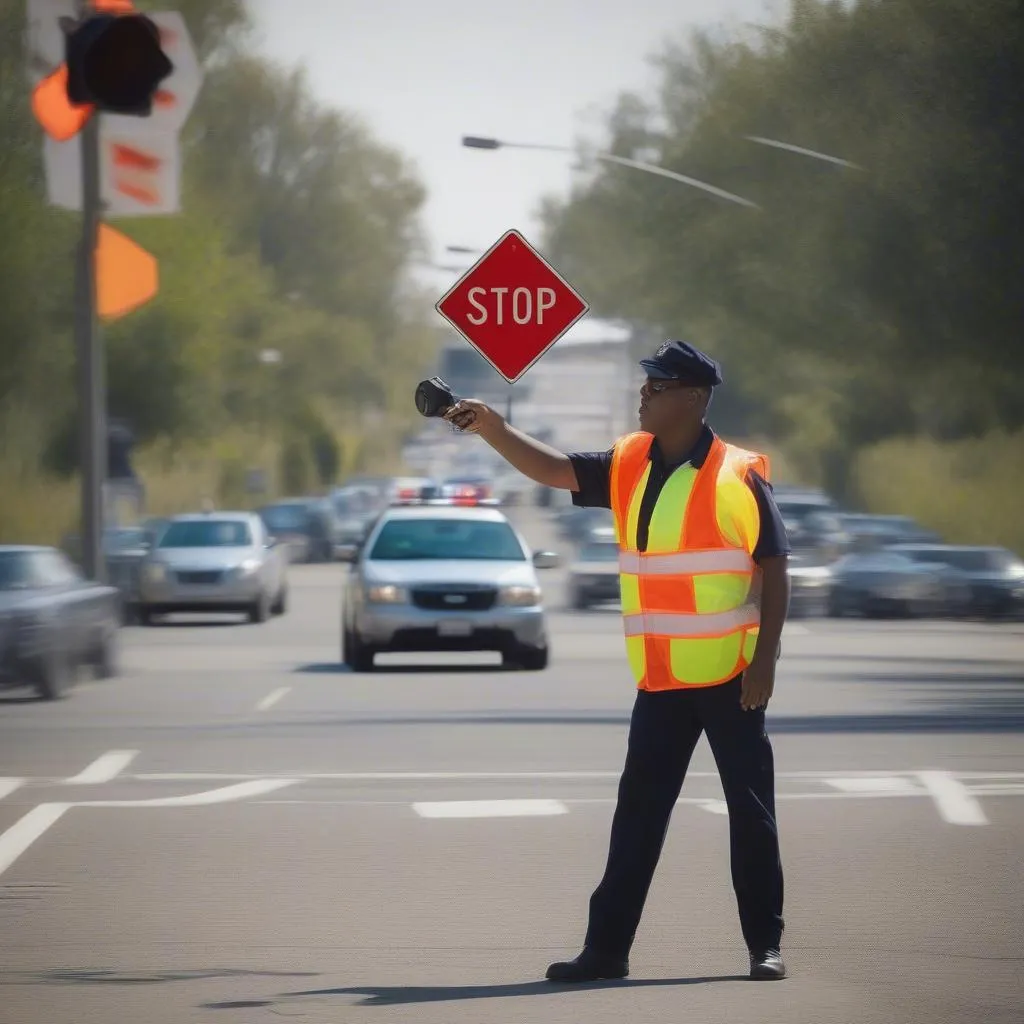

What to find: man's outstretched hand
left=442, top=399, right=501, bottom=436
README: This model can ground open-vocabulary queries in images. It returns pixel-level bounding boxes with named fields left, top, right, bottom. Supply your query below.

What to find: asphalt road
left=1, top=508, right=1022, bottom=1024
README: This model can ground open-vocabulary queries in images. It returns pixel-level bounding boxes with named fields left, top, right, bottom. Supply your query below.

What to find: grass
left=851, top=430, right=1024, bottom=554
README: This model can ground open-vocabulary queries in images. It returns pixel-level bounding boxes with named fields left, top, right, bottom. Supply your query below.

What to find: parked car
left=889, top=544, right=1024, bottom=620
left=341, top=502, right=558, bottom=671
left=827, top=550, right=964, bottom=618
left=0, top=546, right=120, bottom=700
left=567, top=537, right=621, bottom=610
left=136, top=512, right=288, bottom=624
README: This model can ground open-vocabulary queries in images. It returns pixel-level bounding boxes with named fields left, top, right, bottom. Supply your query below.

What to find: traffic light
left=65, top=13, right=173, bottom=116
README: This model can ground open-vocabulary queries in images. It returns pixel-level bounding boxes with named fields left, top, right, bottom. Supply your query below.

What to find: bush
left=851, top=431, right=1024, bottom=555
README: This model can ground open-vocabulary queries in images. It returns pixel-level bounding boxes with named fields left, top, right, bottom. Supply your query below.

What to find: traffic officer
left=442, top=340, right=790, bottom=983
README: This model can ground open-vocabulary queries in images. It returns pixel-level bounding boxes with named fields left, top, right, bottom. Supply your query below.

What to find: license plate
left=437, top=620, right=472, bottom=637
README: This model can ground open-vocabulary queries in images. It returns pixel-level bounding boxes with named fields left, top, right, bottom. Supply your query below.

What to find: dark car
left=773, top=489, right=840, bottom=553
left=257, top=499, right=338, bottom=563
left=0, top=546, right=121, bottom=700
left=827, top=550, right=964, bottom=618
left=890, top=544, right=1024, bottom=620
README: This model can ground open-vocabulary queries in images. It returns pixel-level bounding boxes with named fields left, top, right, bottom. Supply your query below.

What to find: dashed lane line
left=65, top=750, right=139, bottom=785
left=255, top=687, right=291, bottom=713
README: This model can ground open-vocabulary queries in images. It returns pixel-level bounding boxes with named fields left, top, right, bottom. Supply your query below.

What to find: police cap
left=639, top=340, right=723, bottom=387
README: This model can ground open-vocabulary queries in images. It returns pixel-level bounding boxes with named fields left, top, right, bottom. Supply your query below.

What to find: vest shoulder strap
left=723, top=442, right=771, bottom=483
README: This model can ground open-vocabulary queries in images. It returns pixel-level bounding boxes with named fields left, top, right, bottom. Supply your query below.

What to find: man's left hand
left=740, top=657, right=776, bottom=711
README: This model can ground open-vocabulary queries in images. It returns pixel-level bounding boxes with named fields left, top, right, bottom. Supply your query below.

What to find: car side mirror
left=533, top=550, right=560, bottom=570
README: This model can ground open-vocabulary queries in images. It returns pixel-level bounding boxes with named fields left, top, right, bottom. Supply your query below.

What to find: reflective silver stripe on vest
left=618, top=549, right=754, bottom=576
left=622, top=605, right=760, bottom=638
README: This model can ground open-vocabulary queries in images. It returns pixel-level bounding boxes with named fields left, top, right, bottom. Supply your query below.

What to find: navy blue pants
left=584, top=678, right=785, bottom=957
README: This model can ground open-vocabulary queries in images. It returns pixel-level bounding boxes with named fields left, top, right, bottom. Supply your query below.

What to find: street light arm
left=743, top=135, right=863, bottom=170
left=462, top=135, right=758, bottom=209
left=591, top=151, right=759, bottom=209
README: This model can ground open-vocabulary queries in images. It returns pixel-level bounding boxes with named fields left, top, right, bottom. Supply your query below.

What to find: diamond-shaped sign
left=435, top=229, right=589, bottom=383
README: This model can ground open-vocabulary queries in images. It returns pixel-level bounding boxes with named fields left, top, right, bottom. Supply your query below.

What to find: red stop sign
left=435, top=230, right=589, bottom=383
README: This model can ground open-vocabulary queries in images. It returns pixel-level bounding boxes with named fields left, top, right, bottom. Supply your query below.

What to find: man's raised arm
left=442, top=399, right=578, bottom=491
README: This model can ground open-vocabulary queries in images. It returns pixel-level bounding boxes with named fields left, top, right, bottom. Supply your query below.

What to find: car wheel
left=343, top=625, right=376, bottom=671
left=138, top=606, right=158, bottom=626
left=248, top=593, right=271, bottom=624
left=34, top=646, right=73, bottom=701
left=271, top=587, right=288, bottom=616
left=570, top=589, right=590, bottom=611
left=91, top=628, right=119, bottom=680
left=504, top=645, right=549, bottom=671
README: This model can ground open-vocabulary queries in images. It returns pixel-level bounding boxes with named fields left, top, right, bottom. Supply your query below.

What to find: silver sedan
left=137, top=513, right=288, bottom=624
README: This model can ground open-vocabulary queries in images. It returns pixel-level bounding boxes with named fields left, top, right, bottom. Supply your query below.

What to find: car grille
left=411, top=587, right=497, bottom=612
left=176, top=570, right=225, bottom=585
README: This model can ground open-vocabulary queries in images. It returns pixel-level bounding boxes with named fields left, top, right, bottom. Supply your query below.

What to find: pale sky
left=247, top=0, right=782, bottom=288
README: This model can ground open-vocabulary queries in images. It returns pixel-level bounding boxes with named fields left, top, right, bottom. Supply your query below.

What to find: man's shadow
left=203, top=974, right=747, bottom=1010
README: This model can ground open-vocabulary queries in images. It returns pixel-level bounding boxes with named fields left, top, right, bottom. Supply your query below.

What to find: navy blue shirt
left=568, top=425, right=790, bottom=563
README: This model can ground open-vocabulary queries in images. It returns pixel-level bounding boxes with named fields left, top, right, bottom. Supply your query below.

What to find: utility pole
left=74, top=77, right=105, bottom=582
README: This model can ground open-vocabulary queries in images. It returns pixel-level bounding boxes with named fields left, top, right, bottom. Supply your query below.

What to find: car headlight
left=366, top=584, right=408, bottom=604
left=142, top=562, right=167, bottom=583
left=499, top=585, right=542, bottom=607
left=233, top=559, right=262, bottom=577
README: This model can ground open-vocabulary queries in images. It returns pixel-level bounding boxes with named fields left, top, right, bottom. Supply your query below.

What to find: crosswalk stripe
left=0, top=779, right=24, bottom=802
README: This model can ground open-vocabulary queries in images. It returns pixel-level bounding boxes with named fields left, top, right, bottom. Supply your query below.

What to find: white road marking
left=0, top=779, right=24, bottom=802
left=826, top=776, right=918, bottom=794
left=80, top=779, right=299, bottom=808
left=698, top=799, right=730, bottom=815
left=413, top=799, right=568, bottom=819
left=66, top=750, right=139, bottom=785
left=915, top=770, right=988, bottom=825
left=255, top=687, right=291, bottom=713
left=130, top=768, right=982, bottom=783
left=0, top=803, right=70, bottom=880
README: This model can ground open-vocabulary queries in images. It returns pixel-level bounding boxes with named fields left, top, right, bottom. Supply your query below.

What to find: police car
left=341, top=501, right=558, bottom=671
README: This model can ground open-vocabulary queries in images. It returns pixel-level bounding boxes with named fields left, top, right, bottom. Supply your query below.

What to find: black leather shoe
left=546, top=948, right=629, bottom=982
left=749, top=948, right=786, bottom=980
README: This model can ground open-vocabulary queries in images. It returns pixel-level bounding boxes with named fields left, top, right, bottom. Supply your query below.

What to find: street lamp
left=462, top=135, right=759, bottom=209
left=445, top=245, right=482, bottom=255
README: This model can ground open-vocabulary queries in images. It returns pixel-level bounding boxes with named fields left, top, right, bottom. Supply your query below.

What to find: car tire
left=271, top=587, right=288, bottom=616
left=504, top=645, right=549, bottom=671
left=343, top=625, right=376, bottom=671
left=138, top=606, right=157, bottom=626
left=570, top=589, right=590, bottom=611
left=34, top=646, right=73, bottom=701
left=91, top=628, right=119, bottom=680
left=248, top=593, right=271, bottom=624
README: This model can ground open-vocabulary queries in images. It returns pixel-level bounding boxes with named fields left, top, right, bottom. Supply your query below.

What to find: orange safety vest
left=609, top=431, right=769, bottom=690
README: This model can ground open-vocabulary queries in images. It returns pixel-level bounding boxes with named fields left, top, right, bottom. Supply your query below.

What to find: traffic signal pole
left=74, top=43, right=105, bottom=582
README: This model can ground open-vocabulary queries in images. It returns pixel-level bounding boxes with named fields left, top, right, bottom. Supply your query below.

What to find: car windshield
left=0, top=551, right=32, bottom=590
left=369, top=518, right=525, bottom=561
left=105, top=528, right=148, bottom=551
left=158, top=520, right=253, bottom=548
left=579, top=543, right=619, bottom=562
left=261, top=505, right=309, bottom=530
left=777, top=498, right=834, bottom=522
